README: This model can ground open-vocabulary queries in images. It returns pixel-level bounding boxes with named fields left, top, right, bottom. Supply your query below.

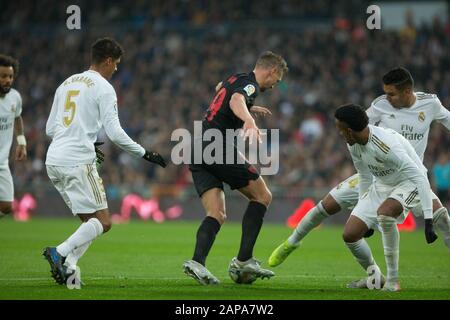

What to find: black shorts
left=189, top=161, right=260, bottom=197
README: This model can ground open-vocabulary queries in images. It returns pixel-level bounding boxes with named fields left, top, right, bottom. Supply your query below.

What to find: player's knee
left=342, top=231, right=360, bottom=243
left=255, top=189, right=272, bottom=207
left=0, top=203, right=13, bottom=215
left=209, top=210, right=226, bottom=224
left=322, top=195, right=341, bottom=215
left=101, top=221, right=112, bottom=233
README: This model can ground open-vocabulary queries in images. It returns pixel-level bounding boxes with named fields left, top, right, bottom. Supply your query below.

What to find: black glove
left=363, top=228, right=375, bottom=238
left=424, top=218, right=438, bottom=244
left=94, top=142, right=105, bottom=168
left=143, top=150, right=167, bottom=168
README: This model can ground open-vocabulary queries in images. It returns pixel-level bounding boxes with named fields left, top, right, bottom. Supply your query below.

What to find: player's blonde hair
left=256, top=51, right=288, bottom=74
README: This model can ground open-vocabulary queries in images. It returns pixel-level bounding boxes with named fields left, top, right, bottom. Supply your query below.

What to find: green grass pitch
left=0, top=218, right=449, bottom=300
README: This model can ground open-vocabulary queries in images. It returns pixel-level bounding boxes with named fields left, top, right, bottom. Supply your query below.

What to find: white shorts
left=0, top=166, right=13, bottom=202
left=329, top=173, right=360, bottom=210
left=351, top=181, right=437, bottom=229
left=46, top=164, right=107, bottom=215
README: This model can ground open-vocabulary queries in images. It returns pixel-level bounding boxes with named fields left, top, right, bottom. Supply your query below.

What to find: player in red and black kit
left=183, top=51, right=288, bottom=285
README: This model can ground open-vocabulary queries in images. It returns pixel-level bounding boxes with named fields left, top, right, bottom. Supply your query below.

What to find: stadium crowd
left=1, top=0, right=449, bottom=206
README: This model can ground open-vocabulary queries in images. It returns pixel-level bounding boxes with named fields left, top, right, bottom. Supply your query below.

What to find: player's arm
left=348, top=145, right=372, bottom=198
left=434, top=98, right=450, bottom=130
left=46, top=88, right=59, bottom=139
left=385, top=148, right=437, bottom=243
left=366, top=105, right=381, bottom=125
left=99, top=92, right=166, bottom=167
left=14, top=116, right=26, bottom=161
left=13, top=93, right=26, bottom=161
left=230, top=92, right=262, bottom=143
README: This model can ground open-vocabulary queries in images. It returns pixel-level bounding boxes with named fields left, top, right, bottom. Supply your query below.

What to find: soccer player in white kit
left=0, top=55, right=27, bottom=218
left=43, top=38, right=167, bottom=285
left=269, top=68, right=450, bottom=285
left=334, top=104, right=438, bottom=291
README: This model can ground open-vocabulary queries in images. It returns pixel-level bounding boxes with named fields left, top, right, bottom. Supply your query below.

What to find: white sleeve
left=98, top=91, right=145, bottom=158
left=348, top=145, right=373, bottom=198
left=366, top=105, right=381, bottom=125
left=45, top=90, right=59, bottom=139
left=385, top=146, right=433, bottom=219
left=15, top=91, right=22, bottom=117
left=434, top=98, right=450, bottom=130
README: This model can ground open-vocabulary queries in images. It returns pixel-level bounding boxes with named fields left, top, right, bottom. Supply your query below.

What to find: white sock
left=288, top=201, right=329, bottom=245
left=433, top=207, right=450, bottom=250
left=57, top=218, right=103, bottom=257
left=377, top=215, right=399, bottom=282
left=64, top=241, right=92, bottom=271
left=345, top=239, right=377, bottom=271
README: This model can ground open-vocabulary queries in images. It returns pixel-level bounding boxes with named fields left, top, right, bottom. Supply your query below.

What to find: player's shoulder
left=8, top=88, right=22, bottom=102
left=415, top=91, right=437, bottom=101
left=369, top=125, right=393, bottom=154
left=370, top=94, right=389, bottom=108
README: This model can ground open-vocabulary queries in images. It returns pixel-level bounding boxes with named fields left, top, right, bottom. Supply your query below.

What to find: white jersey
left=46, top=70, right=145, bottom=166
left=348, top=125, right=433, bottom=219
left=0, top=88, right=22, bottom=166
left=367, top=92, right=450, bottom=161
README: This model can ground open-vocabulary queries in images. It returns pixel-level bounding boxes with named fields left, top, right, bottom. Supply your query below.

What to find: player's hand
left=424, top=218, right=438, bottom=244
left=94, top=142, right=105, bottom=168
left=15, top=145, right=27, bottom=161
left=240, top=119, right=264, bottom=144
left=250, top=106, right=272, bottom=118
left=143, top=150, right=167, bottom=168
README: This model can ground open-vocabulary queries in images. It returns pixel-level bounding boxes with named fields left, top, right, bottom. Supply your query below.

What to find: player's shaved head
left=334, top=104, right=368, bottom=132
left=382, top=67, right=414, bottom=90
left=91, top=37, right=124, bottom=65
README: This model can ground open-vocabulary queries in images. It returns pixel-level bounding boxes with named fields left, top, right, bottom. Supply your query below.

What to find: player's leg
left=230, top=176, right=274, bottom=280
left=344, top=189, right=385, bottom=289
left=44, top=164, right=108, bottom=284
left=377, top=198, right=403, bottom=292
left=183, top=164, right=223, bottom=285
left=0, top=166, right=14, bottom=218
left=0, top=201, right=12, bottom=218
left=269, top=174, right=359, bottom=267
left=431, top=198, right=450, bottom=250
left=237, top=176, right=272, bottom=261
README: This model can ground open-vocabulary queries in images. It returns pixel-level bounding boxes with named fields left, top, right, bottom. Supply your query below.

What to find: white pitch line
left=0, top=274, right=445, bottom=282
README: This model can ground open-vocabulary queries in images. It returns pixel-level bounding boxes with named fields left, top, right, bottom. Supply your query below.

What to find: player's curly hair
left=0, top=54, right=19, bottom=76
left=91, top=37, right=124, bottom=64
left=334, top=104, right=368, bottom=132
left=382, top=67, right=414, bottom=90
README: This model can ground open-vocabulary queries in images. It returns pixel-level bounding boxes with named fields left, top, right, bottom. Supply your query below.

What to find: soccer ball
left=228, top=268, right=257, bottom=284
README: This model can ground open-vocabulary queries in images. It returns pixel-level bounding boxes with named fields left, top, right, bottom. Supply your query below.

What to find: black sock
left=192, top=216, right=221, bottom=266
left=237, top=201, right=267, bottom=262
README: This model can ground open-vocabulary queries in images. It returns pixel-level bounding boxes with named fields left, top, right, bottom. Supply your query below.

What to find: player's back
left=370, top=125, right=427, bottom=182
left=46, top=70, right=114, bottom=166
